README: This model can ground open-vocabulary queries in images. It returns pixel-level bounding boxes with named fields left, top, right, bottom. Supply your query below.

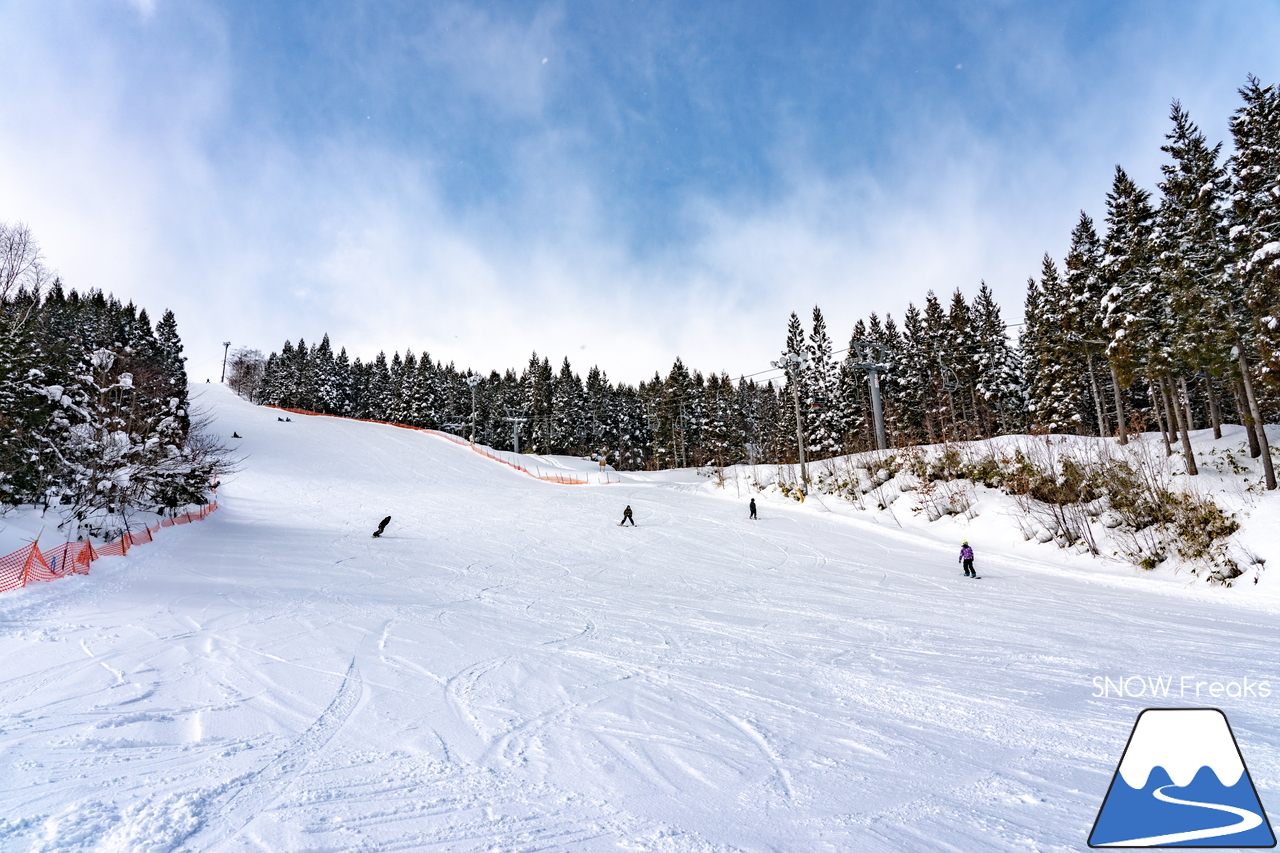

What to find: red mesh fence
left=44, top=541, right=96, bottom=577
left=0, top=501, right=217, bottom=595
left=0, top=546, right=33, bottom=593
left=269, top=406, right=592, bottom=485
left=0, top=544, right=53, bottom=591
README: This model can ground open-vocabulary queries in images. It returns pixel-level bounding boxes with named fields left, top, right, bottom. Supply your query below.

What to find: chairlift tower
left=465, top=375, right=483, bottom=444
left=503, top=414, right=528, bottom=454
left=851, top=342, right=892, bottom=450
left=771, top=351, right=810, bottom=491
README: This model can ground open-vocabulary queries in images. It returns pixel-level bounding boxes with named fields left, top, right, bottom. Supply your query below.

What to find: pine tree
left=1063, top=213, right=1115, bottom=437
left=407, top=353, right=439, bottom=427
left=154, top=309, right=189, bottom=427
left=970, top=282, right=1022, bottom=435
left=655, top=359, right=693, bottom=468
left=944, top=289, right=983, bottom=437
left=1027, top=256, right=1085, bottom=432
left=806, top=306, right=841, bottom=458
left=897, top=302, right=932, bottom=443
left=524, top=354, right=554, bottom=453
left=921, top=292, right=958, bottom=440
left=584, top=366, right=614, bottom=461
left=1228, top=78, right=1280, bottom=376
left=1156, top=101, right=1235, bottom=464
left=1100, top=166, right=1161, bottom=441
left=333, top=347, right=353, bottom=415
left=838, top=320, right=872, bottom=451
left=776, top=312, right=810, bottom=463
left=311, top=334, right=341, bottom=414
left=1225, top=77, right=1279, bottom=487
left=365, top=352, right=391, bottom=420
left=552, top=357, right=586, bottom=454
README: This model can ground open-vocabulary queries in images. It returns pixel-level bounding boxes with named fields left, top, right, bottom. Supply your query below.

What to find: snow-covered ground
left=0, top=385, right=1277, bottom=852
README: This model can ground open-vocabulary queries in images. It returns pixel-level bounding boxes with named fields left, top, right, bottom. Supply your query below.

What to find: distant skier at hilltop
left=373, top=516, right=391, bottom=538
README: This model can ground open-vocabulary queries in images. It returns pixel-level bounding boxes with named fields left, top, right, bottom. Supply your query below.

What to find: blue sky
left=2, top=1, right=1279, bottom=384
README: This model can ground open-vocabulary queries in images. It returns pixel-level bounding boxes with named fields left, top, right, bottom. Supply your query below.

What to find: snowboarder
left=373, top=516, right=391, bottom=538
left=620, top=506, right=635, bottom=526
left=959, top=540, right=976, bottom=577
left=749, top=498, right=757, bottom=520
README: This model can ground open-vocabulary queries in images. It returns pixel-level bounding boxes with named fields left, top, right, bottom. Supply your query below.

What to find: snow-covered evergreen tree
left=552, top=358, right=586, bottom=454
left=1228, top=78, right=1280, bottom=378
left=806, top=307, right=841, bottom=459
left=969, top=283, right=1023, bottom=435
left=1100, top=166, right=1161, bottom=433
left=1063, top=213, right=1114, bottom=437
left=1026, top=255, right=1085, bottom=433
left=775, top=312, right=810, bottom=463
left=1225, top=78, right=1279, bottom=487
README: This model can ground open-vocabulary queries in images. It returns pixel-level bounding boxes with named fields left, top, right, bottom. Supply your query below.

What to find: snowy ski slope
left=0, top=385, right=1276, bottom=852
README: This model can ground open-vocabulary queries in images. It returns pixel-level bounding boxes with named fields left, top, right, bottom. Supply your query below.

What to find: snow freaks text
left=1092, top=676, right=1273, bottom=700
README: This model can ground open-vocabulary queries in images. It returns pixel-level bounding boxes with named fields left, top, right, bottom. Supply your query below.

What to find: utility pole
left=220, top=341, right=231, bottom=383
left=771, top=351, right=810, bottom=492
left=503, top=415, right=528, bottom=454
left=851, top=342, right=892, bottom=450
left=465, top=375, right=483, bottom=444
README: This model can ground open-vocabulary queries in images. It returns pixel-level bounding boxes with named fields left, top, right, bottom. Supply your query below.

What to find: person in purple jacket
left=959, top=540, right=976, bottom=577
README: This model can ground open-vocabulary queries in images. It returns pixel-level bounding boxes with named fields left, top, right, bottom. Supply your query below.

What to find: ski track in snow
left=0, top=385, right=1277, bottom=852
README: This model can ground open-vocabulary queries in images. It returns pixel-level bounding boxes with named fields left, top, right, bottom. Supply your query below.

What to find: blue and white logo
left=1090, top=708, right=1275, bottom=847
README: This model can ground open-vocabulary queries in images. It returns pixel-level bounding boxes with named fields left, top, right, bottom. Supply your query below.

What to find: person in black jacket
left=749, top=498, right=757, bottom=519
left=373, top=516, right=392, bottom=538
left=620, top=506, right=635, bottom=526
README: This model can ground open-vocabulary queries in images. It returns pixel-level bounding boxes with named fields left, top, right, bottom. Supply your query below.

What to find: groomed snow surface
left=0, top=385, right=1277, bottom=852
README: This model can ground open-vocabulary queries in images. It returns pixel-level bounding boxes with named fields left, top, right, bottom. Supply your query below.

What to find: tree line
left=238, top=77, right=1279, bottom=485
left=0, top=222, right=227, bottom=536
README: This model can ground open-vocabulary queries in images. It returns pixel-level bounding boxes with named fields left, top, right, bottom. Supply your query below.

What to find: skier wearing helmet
left=959, top=541, right=976, bottom=577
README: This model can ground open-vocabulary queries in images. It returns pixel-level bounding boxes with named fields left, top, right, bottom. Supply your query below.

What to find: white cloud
left=3, top=1, right=1279, bottom=388
left=127, top=0, right=157, bottom=20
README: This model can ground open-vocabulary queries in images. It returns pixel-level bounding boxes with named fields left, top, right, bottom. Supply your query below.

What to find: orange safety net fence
left=0, top=501, right=218, bottom=595
left=270, top=406, right=594, bottom=485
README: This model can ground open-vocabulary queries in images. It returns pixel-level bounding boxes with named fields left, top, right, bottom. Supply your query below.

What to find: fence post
left=20, top=544, right=36, bottom=587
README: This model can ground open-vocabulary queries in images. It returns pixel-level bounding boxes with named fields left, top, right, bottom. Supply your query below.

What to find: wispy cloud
left=1, top=1, right=1278, bottom=384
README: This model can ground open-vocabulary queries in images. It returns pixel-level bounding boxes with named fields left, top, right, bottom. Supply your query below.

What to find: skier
left=749, top=498, right=757, bottom=520
left=373, top=516, right=391, bottom=538
left=620, top=505, right=635, bottom=526
left=959, top=540, right=976, bottom=577
left=232, top=431, right=241, bottom=438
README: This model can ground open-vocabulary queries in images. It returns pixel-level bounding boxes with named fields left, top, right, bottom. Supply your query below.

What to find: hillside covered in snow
left=0, top=385, right=1277, bottom=852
